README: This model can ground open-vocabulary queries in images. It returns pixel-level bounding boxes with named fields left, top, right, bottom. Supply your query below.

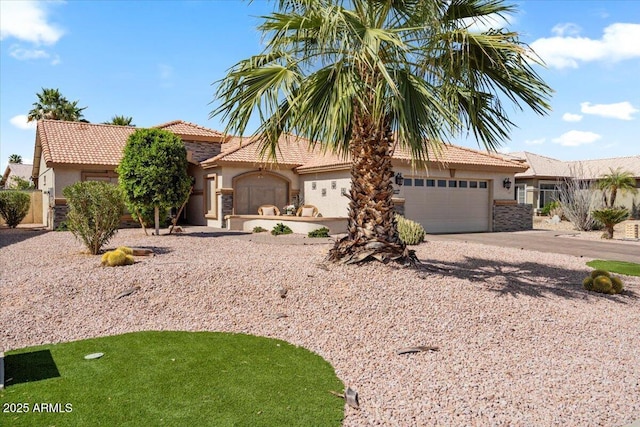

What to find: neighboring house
left=31, top=119, right=530, bottom=233
left=506, top=152, right=640, bottom=211
left=1, top=163, right=33, bottom=189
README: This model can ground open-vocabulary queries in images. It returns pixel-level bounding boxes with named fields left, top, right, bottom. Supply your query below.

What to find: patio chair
left=296, top=204, right=319, bottom=217
left=258, top=205, right=280, bottom=216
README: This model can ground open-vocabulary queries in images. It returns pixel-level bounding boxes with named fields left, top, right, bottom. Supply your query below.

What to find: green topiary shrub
left=308, top=227, right=330, bottom=238
left=0, top=190, right=31, bottom=228
left=583, top=269, right=624, bottom=295
left=396, top=215, right=425, bottom=245
left=101, top=248, right=135, bottom=267
left=63, top=181, right=125, bottom=255
left=271, top=223, right=293, bottom=236
left=253, top=226, right=267, bottom=233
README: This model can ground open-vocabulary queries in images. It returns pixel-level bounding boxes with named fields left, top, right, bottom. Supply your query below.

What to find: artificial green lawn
left=0, top=331, right=344, bottom=426
left=586, top=260, right=640, bottom=277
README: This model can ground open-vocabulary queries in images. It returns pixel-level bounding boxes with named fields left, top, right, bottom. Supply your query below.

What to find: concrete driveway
left=426, top=230, right=640, bottom=263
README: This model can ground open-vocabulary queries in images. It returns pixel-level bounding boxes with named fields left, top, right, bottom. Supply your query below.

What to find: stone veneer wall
left=221, top=194, right=233, bottom=227
left=493, top=203, right=533, bottom=232
left=51, top=205, right=69, bottom=230
left=392, top=198, right=405, bottom=216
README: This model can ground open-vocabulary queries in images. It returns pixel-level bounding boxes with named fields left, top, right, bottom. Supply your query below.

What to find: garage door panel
left=404, top=183, right=489, bottom=233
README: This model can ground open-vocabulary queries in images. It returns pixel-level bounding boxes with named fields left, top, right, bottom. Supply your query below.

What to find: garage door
left=403, top=178, right=490, bottom=233
left=235, top=174, right=288, bottom=215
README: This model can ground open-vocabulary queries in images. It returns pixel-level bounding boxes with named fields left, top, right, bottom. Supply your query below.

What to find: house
left=1, top=163, right=33, bottom=189
left=31, top=119, right=531, bottom=233
left=202, top=137, right=530, bottom=233
left=506, top=152, right=640, bottom=211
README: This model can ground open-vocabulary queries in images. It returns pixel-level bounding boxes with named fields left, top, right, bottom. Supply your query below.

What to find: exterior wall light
left=394, top=172, right=404, bottom=186
left=503, top=177, right=512, bottom=190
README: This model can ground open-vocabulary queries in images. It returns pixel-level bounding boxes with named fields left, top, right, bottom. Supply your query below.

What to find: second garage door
left=403, top=178, right=490, bottom=233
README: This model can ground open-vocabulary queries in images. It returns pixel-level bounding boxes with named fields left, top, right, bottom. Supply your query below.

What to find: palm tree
left=104, top=115, right=135, bottom=126
left=598, top=168, right=637, bottom=208
left=8, top=154, right=22, bottom=164
left=213, top=0, right=552, bottom=264
left=27, top=88, right=87, bottom=122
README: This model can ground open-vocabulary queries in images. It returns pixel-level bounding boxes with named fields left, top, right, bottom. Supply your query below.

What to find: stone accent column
left=220, top=190, right=233, bottom=228
left=52, top=203, right=69, bottom=230
left=493, top=201, right=533, bottom=232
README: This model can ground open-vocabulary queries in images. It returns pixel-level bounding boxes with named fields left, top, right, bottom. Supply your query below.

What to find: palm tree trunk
left=328, top=111, right=414, bottom=264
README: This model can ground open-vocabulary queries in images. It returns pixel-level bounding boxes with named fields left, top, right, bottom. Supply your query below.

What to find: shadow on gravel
left=0, top=228, right=48, bottom=250
left=417, top=256, right=638, bottom=304
left=176, top=231, right=251, bottom=238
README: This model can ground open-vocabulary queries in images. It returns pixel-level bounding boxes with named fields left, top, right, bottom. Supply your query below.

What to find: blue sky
left=1, top=0, right=639, bottom=173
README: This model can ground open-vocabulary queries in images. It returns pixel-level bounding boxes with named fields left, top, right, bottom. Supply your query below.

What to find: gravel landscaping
left=1, top=227, right=639, bottom=426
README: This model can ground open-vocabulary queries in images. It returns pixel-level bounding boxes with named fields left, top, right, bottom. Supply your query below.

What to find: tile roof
left=508, top=152, right=640, bottom=179
left=297, top=143, right=528, bottom=172
left=154, top=120, right=226, bottom=141
left=568, top=156, right=640, bottom=179
left=508, top=152, right=571, bottom=178
left=203, top=134, right=318, bottom=167
left=1, top=163, right=33, bottom=188
left=37, top=120, right=137, bottom=166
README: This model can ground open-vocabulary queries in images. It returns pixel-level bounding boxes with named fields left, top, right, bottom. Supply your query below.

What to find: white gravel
left=1, top=227, right=639, bottom=426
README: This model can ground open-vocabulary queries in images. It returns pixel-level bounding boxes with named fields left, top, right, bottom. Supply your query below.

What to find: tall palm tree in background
left=598, top=168, right=638, bottom=208
left=104, top=115, right=135, bottom=126
left=213, top=0, right=552, bottom=264
left=27, top=88, right=87, bottom=122
left=8, top=154, right=23, bottom=164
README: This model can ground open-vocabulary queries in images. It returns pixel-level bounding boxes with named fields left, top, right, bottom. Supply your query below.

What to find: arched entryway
left=234, top=171, right=289, bottom=215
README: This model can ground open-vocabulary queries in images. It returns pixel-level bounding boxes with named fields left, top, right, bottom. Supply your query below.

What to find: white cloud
left=552, top=130, right=601, bottom=147
left=524, top=138, right=545, bottom=145
left=562, top=113, right=583, bottom=122
left=9, top=45, right=49, bottom=60
left=580, top=101, right=638, bottom=120
left=551, top=23, right=581, bottom=37
left=0, top=1, right=64, bottom=45
left=10, top=115, right=37, bottom=130
left=530, top=23, right=640, bottom=69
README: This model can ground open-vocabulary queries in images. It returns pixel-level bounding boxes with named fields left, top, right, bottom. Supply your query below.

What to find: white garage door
left=403, top=178, right=490, bottom=233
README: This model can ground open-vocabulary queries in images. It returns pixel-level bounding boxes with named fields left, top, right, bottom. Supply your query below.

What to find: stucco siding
left=300, top=170, right=351, bottom=217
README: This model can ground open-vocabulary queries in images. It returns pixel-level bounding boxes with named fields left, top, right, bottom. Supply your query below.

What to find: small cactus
left=590, top=269, right=611, bottom=279
left=396, top=215, right=426, bottom=245
left=101, top=247, right=135, bottom=267
left=583, top=269, right=624, bottom=295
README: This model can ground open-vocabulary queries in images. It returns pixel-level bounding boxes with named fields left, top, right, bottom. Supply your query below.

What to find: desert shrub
left=0, top=190, right=30, bottom=228
left=253, top=226, right=267, bottom=233
left=63, top=181, right=125, bottom=255
left=540, top=201, right=560, bottom=216
left=557, top=164, right=601, bottom=231
left=396, top=215, right=425, bottom=245
left=101, top=247, right=135, bottom=267
left=591, top=208, right=629, bottom=239
left=583, top=269, right=624, bottom=295
left=271, top=223, right=293, bottom=236
left=308, top=227, right=330, bottom=238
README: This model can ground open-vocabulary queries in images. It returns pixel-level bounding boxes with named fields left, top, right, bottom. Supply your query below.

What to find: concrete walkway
left=426, top=230, right=639, bottom=263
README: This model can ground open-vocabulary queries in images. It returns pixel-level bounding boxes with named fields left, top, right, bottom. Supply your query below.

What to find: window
left=404, top=178, right=413, bottom=186
left=469, top=181, right=478, bottom=188
left=414, top=178, right=424, bottom=187
left=479, top=181, right=487, bottom=189
left=437, top=180, right=447, bottom=187
left=426, top=179, right=435, bottom=187
left=459, top=180, right=468, bottom=188
left=449, top=180, right=457, bottom=188
left=516, top=185, right=526, bottom=204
